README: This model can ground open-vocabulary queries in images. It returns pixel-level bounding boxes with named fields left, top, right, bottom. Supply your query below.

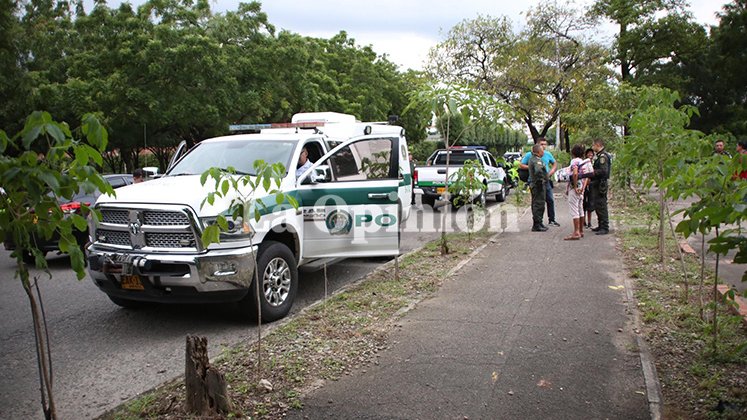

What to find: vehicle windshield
left=433, top=151, right=478, bottom=165
left=167, top=139, right=298, bottom=176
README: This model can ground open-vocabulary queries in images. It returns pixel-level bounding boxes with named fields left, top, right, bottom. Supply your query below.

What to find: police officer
left=590, top=139, right=611, bottom=235
left=528, top=144, right=548, bottom=232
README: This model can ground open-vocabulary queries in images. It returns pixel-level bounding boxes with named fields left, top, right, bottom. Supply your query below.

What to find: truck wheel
left=241, top=241, right=298, bottom=323
left=422, top=195, right=436, bottom=209
left=108, top=296, right=150, bottom=309
left=495, top=188, right=506, bottom=202
left=475, top=192, right=486, bottom=207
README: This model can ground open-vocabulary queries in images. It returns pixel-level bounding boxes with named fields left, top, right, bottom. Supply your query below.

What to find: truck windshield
left=167, top=140, right=297, bottom=176
left=433, top=151, right=478, bottom=165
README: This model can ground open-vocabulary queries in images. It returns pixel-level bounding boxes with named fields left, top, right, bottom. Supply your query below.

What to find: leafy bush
left=410, top=141, right=441, bottom=164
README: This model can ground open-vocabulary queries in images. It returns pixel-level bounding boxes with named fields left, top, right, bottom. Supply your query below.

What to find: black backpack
left=518, top=167, right=529, bottom=183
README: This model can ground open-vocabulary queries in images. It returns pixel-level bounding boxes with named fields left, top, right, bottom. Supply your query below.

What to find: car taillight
left=60, top=202, right=90, bottom=214
left=413, top=169, right=419, bottom=186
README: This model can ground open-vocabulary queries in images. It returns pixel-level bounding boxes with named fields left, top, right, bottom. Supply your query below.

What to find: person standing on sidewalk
left=583, top=148, right=595, bottom=228
left=564, top=145, right=591, bottom=240
left=520, top=137, right=559, bottom=226
left=529, top=144, right=548, bottom=232
left=589, top=139, right=612, bottom=235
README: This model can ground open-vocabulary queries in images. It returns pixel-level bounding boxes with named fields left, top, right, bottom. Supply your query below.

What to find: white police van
left=86, top=113, right=412, bottom=321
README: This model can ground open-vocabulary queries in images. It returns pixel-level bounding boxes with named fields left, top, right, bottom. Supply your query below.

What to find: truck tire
left=495, top=188, right=506, bottom=202
left=241, top=241, right=298, bottom=323
left=422, top=195, right=436, bottom=209
left=476, top=192, right=486, bottom=207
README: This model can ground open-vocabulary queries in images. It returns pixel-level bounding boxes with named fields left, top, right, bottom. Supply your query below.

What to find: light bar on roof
left=228, top=121, right=326, bottom=132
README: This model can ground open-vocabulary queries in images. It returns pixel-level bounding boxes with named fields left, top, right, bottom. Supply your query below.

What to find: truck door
left=481, top=150, right=503, bottom=194
left=298, top=136, right=400, bottom=258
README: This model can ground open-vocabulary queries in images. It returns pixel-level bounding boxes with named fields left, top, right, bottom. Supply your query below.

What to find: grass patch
left=100, top=229, right=496, bottom=419
left=615, top=191, right=747, bottom=419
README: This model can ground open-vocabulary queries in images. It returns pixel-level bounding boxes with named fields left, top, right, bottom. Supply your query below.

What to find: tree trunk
left=665, top=201, right=689, bottom=301
left=619, top=23, right=631, bottom=83
left=185, top=335, right=232, bottom=415
left=23, top=272, right=57, bottom=420
left=700, top=234, right=706, bottom=320
left=658, top=164, right=665, bottom=262
left=524, top=117, right=541, bottom=143
left=712, top=227, right=720, bottom=354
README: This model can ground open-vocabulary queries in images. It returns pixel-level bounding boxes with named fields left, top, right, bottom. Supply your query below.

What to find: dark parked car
left=4, top=174, right=134, bottom=263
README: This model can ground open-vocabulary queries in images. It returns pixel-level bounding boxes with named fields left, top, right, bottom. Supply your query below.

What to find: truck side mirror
left=314, top=165, right=331, bottom=182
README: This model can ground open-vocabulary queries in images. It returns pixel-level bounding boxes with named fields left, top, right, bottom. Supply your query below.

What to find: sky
left=253, top=0, right=726, bottom=71
left=89, top=0, right=727, bottom=70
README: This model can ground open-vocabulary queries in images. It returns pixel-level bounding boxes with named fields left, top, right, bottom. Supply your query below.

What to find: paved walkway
left=289, top=189, right=653, bottom=419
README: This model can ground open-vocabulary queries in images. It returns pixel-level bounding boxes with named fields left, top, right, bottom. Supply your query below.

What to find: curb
left=619, top=234, right=664, bottom=420
left=622, top=272, right=663, bottom=420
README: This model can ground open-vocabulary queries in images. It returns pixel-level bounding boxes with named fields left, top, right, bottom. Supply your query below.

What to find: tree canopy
left=1, top=0, right=433, bottom=172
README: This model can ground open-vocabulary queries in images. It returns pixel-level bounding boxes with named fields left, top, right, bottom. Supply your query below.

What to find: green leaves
left=448, top=159, right=489, bottom=207
left=1, top=112, right=111, bottom=281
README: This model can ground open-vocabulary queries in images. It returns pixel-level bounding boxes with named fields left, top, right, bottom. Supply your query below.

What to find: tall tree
left=589, top=0, right=704, bottom=84
left=686, top=0, right=747, bottom=137
left=427, top=3, right=610, bottom=143
left=0, top=0, right=30, bottom=135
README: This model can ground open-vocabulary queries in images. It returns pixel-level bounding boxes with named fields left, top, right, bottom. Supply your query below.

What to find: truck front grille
left=96, top=229, right=130, bottom=246
left=145, top=232, right=196, bottom=248
left=143, top=211, right=190, bottom=226
left=102, top=210, right=129, bottom=224
left=95, top=207, right=200, bottom=251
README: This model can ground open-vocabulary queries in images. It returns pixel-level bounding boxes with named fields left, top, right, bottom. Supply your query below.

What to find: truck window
left=168, top=140, right=297, bottom=176
left=303, top=140, right=324, bottom=163
left=482, top=151, right=497, bottom=167
left=326, top=138, right=394, bottom=182
left=433, top=151, right=477, bottom=165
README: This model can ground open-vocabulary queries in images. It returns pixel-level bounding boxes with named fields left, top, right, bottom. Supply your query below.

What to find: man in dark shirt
left=528, top=144, right=548, bottom=232
left=714, top=139, right=731, bottom=157
left=589, top=139, right=611, bottom=235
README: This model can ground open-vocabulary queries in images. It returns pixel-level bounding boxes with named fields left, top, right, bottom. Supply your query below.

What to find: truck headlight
left=201, top=216, right=254, bottom=241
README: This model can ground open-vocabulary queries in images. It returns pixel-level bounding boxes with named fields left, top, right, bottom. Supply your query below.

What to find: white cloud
left=255, top=0, right=723, bottom=71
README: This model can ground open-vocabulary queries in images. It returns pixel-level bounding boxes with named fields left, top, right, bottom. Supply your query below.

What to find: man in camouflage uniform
left=528, top=144, right=548, bottom=232
left=590, top=139, right=612, bottom=235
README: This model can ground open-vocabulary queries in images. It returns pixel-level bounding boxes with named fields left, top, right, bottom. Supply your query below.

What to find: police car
left=85, top=113, right=412, bottom=322
left=415, top=146, right=508, bottom=208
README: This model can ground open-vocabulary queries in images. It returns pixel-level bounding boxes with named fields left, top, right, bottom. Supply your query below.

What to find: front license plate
left=436, top=187, right=446, bottom=194
left=121, top=274, right=144, bottom=291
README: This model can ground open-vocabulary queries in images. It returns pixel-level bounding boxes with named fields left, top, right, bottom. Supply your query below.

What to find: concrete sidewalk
left=289, top=190, right=653, bottom=419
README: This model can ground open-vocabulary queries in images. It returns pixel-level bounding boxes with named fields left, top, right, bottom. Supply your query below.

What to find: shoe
left=595, top=229, right=609, bottom=235
left=539, top=224, right=549, bottom=230
left=531, top=225, right=549, bottom=232
left=548, top=220, right=560, bottom=227
left=591, top=226, right=601, bottom=232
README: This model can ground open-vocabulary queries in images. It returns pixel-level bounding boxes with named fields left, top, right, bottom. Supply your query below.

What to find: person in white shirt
left=296, top=147, right=314, bottom=179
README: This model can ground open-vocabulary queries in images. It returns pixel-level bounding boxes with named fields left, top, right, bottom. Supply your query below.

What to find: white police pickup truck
left=414, top=146, right=508, bottom=208
left=86, top=112, right=412, bottom=322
